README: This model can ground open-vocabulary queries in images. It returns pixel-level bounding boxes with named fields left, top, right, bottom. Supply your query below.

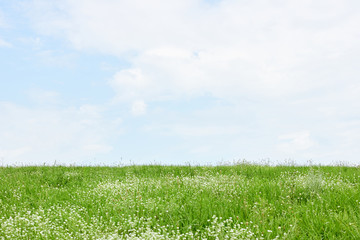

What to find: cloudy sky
left=1, top=0, right=360, bottom=166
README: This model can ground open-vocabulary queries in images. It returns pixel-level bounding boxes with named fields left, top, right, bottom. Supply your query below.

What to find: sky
left=1, top=0, right=360, bottom=166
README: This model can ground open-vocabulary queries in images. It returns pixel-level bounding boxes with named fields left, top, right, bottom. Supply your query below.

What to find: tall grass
left=0, top=165, right=359, bottom=239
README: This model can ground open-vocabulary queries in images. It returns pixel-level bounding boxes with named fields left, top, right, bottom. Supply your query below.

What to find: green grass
left=0, top=164, right=359, bottom=239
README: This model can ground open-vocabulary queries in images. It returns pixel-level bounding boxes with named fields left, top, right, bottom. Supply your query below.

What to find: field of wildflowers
left=0, top=164, right=359, bottom=239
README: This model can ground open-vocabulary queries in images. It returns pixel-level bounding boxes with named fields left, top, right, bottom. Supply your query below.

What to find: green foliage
left=0, top=165, right=359, bottom=239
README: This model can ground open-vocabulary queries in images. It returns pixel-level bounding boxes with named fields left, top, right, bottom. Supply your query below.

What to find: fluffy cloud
left=25, top=0, right=360, bottom=101
left=110, top=69, right=150, bottom=102
left=19, top=0, right=360, bottom=164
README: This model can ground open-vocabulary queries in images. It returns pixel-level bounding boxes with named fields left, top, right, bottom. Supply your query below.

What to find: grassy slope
left=0, top=165, right=359, bottom=239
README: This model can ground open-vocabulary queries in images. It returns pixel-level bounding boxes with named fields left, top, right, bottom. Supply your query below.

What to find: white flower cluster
left=280, top=170, right=355, bottom=192
left=1, top=205, right=264, bottom=240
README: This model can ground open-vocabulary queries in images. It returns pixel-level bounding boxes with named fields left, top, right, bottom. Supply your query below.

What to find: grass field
left=0, top=164, right=359, bottom=239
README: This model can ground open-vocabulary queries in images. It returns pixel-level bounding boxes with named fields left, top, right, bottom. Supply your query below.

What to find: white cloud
left=277, top=131, right=316, bottom=153
left=131, top=100, right=147, bottom=116
left=82, top=144, right=113, bottom=154
left=0, top=102, right=116, bottom=165
left=145, top=47, right=194, bottom=59
left=110, top=69, right=151, bottom=101
left=20, top=0, right=360, bottom=165
left=0, top=147, right=32, bottom=164
left=148, top=124, right=245, bottom=137
left=25, top=0, right=360, bottom=101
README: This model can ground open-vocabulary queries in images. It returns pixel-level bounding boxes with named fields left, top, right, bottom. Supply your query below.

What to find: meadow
left=0, top=164, right=359, bottom=239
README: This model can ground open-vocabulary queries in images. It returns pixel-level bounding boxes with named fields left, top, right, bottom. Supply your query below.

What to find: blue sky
left=1, top=0, right=360, bottom=166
